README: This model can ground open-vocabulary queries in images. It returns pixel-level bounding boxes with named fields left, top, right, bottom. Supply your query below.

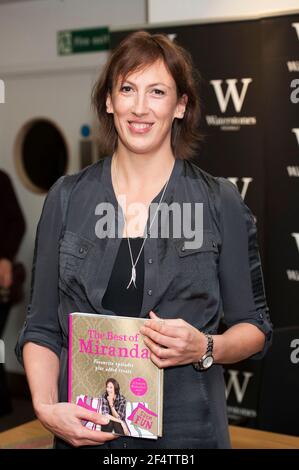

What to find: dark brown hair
left=91, top=30, right=203, bottom=160
left=105, top=378, right=120, bottom=396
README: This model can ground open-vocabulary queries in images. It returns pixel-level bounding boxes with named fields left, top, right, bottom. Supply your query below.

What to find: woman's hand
left=106, top=413, right=122, bottom=424
left=140, top=311, right=207, bottom=369
left=107, top=395, right=115, bottom=408
left=35, top=402, right=119, bottom=447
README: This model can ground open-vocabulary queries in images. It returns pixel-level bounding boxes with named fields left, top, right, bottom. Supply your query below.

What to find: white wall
left=0, top=0, right=146, bottom=75
left=148, top=0, right=299, bottom=24
left=0, top=0, right=146, bottom=374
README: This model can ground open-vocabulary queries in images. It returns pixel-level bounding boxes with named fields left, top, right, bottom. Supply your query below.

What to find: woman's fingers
left=142, top=313, right=198, bottom=349
left=75, top=406, right=110, bottom=426
left=143, top=316, right=187, bottom=338
left=141, top=320, right=178, bottom=338
left=39, top=402, right=120, bottom=448
left=69, top=429, right=117, bottom=447
left=146, top=350, right=173, bottom=369
left=142, top=328, right=177, bottom=349
left=143, top=336, right=176, bottom=359
left=79, top=427, right=118, bottom=443
left=140, top=314, right=188, bottom=356
left=142, top=312, right=204, bottom=367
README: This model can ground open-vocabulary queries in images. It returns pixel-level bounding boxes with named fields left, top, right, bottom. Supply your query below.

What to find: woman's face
left=106, top=381, right=115, bottom=395
left=106, top=59, right=187, bottom=157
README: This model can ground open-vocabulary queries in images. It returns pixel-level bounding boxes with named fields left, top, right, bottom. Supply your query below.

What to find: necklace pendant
left=126, top=265, right=137, bottom=289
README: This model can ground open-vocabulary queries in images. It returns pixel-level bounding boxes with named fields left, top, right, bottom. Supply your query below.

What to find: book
left=68, top=312, right=164, bottom=439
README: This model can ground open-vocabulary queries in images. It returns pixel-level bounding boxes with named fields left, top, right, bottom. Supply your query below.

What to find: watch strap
left=192, top=332, right=214, bottom=371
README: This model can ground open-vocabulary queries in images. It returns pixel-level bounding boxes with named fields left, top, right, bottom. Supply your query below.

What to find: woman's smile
left=128, top=120, right=154, bottom=134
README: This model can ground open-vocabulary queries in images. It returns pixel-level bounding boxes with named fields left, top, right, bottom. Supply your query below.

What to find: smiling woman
left=105, top=60, right=187, bottom=157
left=91, top=30, right=202, bottom=161
left=16, top=30, right=272, bottom=450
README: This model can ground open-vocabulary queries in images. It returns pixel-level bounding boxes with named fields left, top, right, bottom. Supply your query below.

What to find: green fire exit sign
left=57, top=27, right=110, bottom=55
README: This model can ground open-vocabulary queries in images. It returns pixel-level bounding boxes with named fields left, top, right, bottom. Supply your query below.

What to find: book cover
left=68, top=312, right=163, bottom=439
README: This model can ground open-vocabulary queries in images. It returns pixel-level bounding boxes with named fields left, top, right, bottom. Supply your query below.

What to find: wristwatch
left=192, top=333, right=214, bottom=371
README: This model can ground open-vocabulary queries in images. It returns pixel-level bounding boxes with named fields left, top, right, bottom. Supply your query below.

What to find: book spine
left=68, top=314, right=73, bottom=403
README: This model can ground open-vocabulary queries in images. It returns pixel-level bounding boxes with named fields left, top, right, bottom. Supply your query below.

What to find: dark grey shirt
left=15, top=156, right=272, bottom=449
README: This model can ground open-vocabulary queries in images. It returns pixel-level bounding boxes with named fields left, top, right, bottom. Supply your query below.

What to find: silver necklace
left=113, top=155, right=171, bottom=289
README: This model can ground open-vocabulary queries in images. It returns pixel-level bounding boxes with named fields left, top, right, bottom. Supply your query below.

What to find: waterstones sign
left=207, top=78, right=256, bottom=131
left=57, top=27, right=110, bottom=55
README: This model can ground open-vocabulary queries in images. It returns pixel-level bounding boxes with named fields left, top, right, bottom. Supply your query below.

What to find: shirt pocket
left=173, top=230, right=219, bottom=257
left=169, top=231, right=219, bottom=299
left=59, top=231, right=94, bottom=300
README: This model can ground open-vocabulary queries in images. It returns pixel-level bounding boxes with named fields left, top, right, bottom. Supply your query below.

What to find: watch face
left=203, top=355, right=214, bottom=369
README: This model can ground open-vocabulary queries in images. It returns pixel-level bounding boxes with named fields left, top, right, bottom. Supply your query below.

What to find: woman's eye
left=152, top=89, right=165, bottom=96
left=120, top=86, right=132, bottom=93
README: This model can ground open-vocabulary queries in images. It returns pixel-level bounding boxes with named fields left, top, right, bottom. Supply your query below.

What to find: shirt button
left=123, top=442, right=128, bottom=449
left=259, top=313, right=263, bottom=319
left=181, top=245, right=185, bottom=252
left=148, top=258, right=153, bottom=264
left=147, top=289, right=152, bottom=296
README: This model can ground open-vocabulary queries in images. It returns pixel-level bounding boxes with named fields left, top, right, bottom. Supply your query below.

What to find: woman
left=100, top=379, right=130, bottom=436
left=15, top=31, right=272, bottom=449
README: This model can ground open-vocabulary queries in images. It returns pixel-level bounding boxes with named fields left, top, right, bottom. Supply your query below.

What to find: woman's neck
left=113, top=148, right=175, bottom=194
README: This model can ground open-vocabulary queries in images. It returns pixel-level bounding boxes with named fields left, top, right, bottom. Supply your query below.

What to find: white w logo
left=225, top=370, right=253, bottom=403
left=292, top=23, right=299, bottom=40
left=210, top=78, right=252, bottom=113
left=291, top=233, right=299, bottom=254
left=227, top=177, right=253, bottom=200
left=0, top=80, right=4, bottom=104
left=292, top=128, right=299, bottom=146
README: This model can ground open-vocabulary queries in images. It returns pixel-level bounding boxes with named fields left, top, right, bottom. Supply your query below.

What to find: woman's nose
left=132, top=93, right=149, bottom=115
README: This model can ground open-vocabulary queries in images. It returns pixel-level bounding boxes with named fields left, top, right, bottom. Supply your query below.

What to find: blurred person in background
left=0, top=169, right=25, bottom=416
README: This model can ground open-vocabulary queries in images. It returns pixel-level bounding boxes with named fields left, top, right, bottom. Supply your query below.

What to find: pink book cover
left=68, top=312, right=164, bottom=439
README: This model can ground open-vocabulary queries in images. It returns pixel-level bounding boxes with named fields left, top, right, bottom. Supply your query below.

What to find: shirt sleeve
left=15, top=176, right=66, bottom=367
left=101, top=397, right=110, bottom=416
left=117, top=395, right=127, bottom=421
left=217, top=177, right=273, bottom=359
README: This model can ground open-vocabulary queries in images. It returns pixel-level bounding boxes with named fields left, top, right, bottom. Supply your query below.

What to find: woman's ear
left=106, top=93, right=114, bottom=114
left=174, top=94, right=188, bottom=119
